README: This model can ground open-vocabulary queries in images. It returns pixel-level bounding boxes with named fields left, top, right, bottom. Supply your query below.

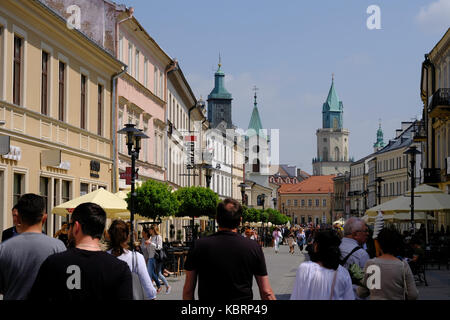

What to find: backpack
left=340, top=246, right=365, bottom=285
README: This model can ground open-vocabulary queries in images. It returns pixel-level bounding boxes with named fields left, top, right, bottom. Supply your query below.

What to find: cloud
left=416, top=0, right=450, bottom=34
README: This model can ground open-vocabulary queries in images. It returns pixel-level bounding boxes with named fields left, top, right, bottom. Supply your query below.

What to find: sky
left=120, top=0, right=450, bottom=174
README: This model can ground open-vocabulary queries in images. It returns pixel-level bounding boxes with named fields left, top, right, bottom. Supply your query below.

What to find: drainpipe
left=112, top=8, right=134, bottom=192
left=165, top=60, right=178, bottom=182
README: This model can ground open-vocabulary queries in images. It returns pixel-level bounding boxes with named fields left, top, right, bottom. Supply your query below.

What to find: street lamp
left=239, top=182, right=249, bottom=205
left=404, top=145, right=421, bottom=235
left=272, top=197, right=277, bottom=209
left=203, top=164, right=213, bottom=189
left=375, top=177, right=385, bottom=206
left=117, top=123, right=149, bottom=249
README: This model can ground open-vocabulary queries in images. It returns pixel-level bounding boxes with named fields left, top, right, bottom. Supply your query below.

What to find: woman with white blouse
left=291, top=230, right=354, bottom=300
left=107, top=220, right=156, bottom=300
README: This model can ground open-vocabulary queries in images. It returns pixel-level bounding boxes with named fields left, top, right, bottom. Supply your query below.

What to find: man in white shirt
left=339, top=217, right=370, bottom=299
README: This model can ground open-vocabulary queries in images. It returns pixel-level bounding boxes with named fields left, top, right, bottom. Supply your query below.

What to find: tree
left=174, top=186, right=219, bottom=219
left=265, top=208, right=289, bottom=225
left=126, top=179, right=178, bottom=220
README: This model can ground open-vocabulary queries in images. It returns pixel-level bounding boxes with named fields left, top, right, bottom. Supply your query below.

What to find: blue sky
left=121, top=0, right=450, bottom=174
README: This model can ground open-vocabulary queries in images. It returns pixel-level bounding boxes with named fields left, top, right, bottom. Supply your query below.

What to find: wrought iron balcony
left=428, top=88, right=450, bottom=118
left=423, top=168, right=441, bottom=183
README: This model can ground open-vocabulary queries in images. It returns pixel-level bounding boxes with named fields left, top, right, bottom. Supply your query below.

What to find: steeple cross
left=253, top=86, right=259, bottom=105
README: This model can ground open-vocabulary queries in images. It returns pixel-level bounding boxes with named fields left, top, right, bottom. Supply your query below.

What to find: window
left=159, top=71, right=163, bottom=99
left=97, top=84, right=103, bottom=136
left=13, top=36, right=22, bottom=105
left=323, top=199, right=326, bottom=207
left=294, top=199, right=298, bottom=207
left=40, top=177, right=49, bottom=214
left=315, top=199, right=319, bottom=207
left=62, top=180, right=71, bottom=203
left=128, top=44, right=132, bottom=75
left=308, top=199, right=312, bottom=207
left=154, top=67, right=158, bottom=95
left=143, top=122, right=148, bottom=162
left=80, top=74, right=87, bottom=129
left=58, top=62, right=65, bottom=121
left=119, top=35, right=123, bottom=62
left=80, top=183, right=89, bottom=196
left=301, top=199, right=305, bottom=207
left=41, top=51, right=49, bottom=115
left=144, top=58, right=148, bottom=88
left=287, top=199, right=291, bottom=206
left=13, top=173, right=24, bottom=205
left=135, top=49, right=139, bottom=81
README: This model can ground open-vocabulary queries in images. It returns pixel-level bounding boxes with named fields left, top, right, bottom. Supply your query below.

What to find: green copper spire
left=373, top=121, right=386, bottom=149
left=322, top=74, right=344, bottom=129
left=324, top=74, right=341, bottom=112
left=247, top=87, right=266, bottom=139
left=208, top=55, right=231, bottom=99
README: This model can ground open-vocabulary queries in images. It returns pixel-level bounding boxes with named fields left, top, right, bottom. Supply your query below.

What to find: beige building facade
left=0, top=0, right=124, bottom=236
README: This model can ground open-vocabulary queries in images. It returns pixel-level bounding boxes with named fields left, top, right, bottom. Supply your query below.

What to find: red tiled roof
left=278, top=175, right=335, bottom=194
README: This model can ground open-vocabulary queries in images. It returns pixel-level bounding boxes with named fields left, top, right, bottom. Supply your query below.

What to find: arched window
left=335, top=147, right=340, bottom=161
left=333, top=118, right=338, bottom=129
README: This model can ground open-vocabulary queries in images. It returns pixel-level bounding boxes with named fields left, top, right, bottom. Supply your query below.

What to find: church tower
left=207, top=57, right=233, bottom=129
left=373, top=121, right=386, bottom=152
left=312, top=76, right=352, bottom=175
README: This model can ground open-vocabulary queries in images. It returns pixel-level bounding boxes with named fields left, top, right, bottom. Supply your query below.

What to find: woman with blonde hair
left=107, top=220, right=156, bottom=300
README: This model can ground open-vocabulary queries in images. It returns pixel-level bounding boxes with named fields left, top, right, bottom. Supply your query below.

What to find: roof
left=208, top=63, right=232, bottom=100
left=374, top=121, right=415, bottom=155
left=247, top=93, right=266, bottom=139
left=279, top=175, right=335, bottom=194
left=323, top=79, right=343, bottom=112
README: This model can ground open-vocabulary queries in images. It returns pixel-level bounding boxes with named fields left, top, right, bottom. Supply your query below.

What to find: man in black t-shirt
left=28, top=203, right=132, bottom=300
left=183, top=198, right=276, bottom=301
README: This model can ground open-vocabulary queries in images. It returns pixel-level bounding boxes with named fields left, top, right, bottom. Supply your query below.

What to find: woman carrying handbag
left=107, top=220, right=156, bottom=300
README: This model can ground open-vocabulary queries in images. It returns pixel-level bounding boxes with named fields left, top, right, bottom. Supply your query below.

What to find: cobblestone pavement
left=156, top=242, right=450, bottom=300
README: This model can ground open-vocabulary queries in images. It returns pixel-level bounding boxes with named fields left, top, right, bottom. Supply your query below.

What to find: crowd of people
left=0, top=193, right=436, bottom=301
left=0, top=193, right=174, bottom=300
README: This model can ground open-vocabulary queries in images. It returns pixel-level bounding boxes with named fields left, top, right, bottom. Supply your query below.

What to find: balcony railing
left=423, top=168, right=441, bottom=183
left=428, top=88, right=450, bottom=118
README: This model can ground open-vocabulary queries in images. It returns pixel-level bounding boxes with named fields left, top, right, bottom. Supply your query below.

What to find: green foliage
left=127, top=179, right=178, bottom=220
left=265, top=208, right=290, bottom=225
left=174, top=186, right=219, bottom=219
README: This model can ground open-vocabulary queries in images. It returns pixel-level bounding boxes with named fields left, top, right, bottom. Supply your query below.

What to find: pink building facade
left=116, top=17, right=175, bottom=190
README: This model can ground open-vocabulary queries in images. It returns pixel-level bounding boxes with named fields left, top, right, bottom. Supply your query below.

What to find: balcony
left=428, top=88, right=450, bottom=118
left=423, top=168, right=441, bottom=184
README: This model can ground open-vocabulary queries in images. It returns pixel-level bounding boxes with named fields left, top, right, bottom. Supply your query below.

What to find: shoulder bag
left=131, top=251, right=146, bottom=300
left=402, top=260, right=409, bottom=300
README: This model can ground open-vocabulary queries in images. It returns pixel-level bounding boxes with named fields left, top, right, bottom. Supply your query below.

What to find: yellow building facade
left=0, top=0, right=124, bottom=236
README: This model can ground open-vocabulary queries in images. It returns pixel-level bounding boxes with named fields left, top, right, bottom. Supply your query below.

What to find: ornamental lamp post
left=272, top=197, right=277, bottom=210
left=203, top=164, right=213, bottom=189
left=239, top=182, right=249, bottom=205
left=404, top=146, right=421, bottom=235
left=375, top=177, right=385, bottom=206
left=117, top=124, right=149, bottom=250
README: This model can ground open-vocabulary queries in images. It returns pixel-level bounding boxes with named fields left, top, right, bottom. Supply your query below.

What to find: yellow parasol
left=52, top=188, right=130, bottom=219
